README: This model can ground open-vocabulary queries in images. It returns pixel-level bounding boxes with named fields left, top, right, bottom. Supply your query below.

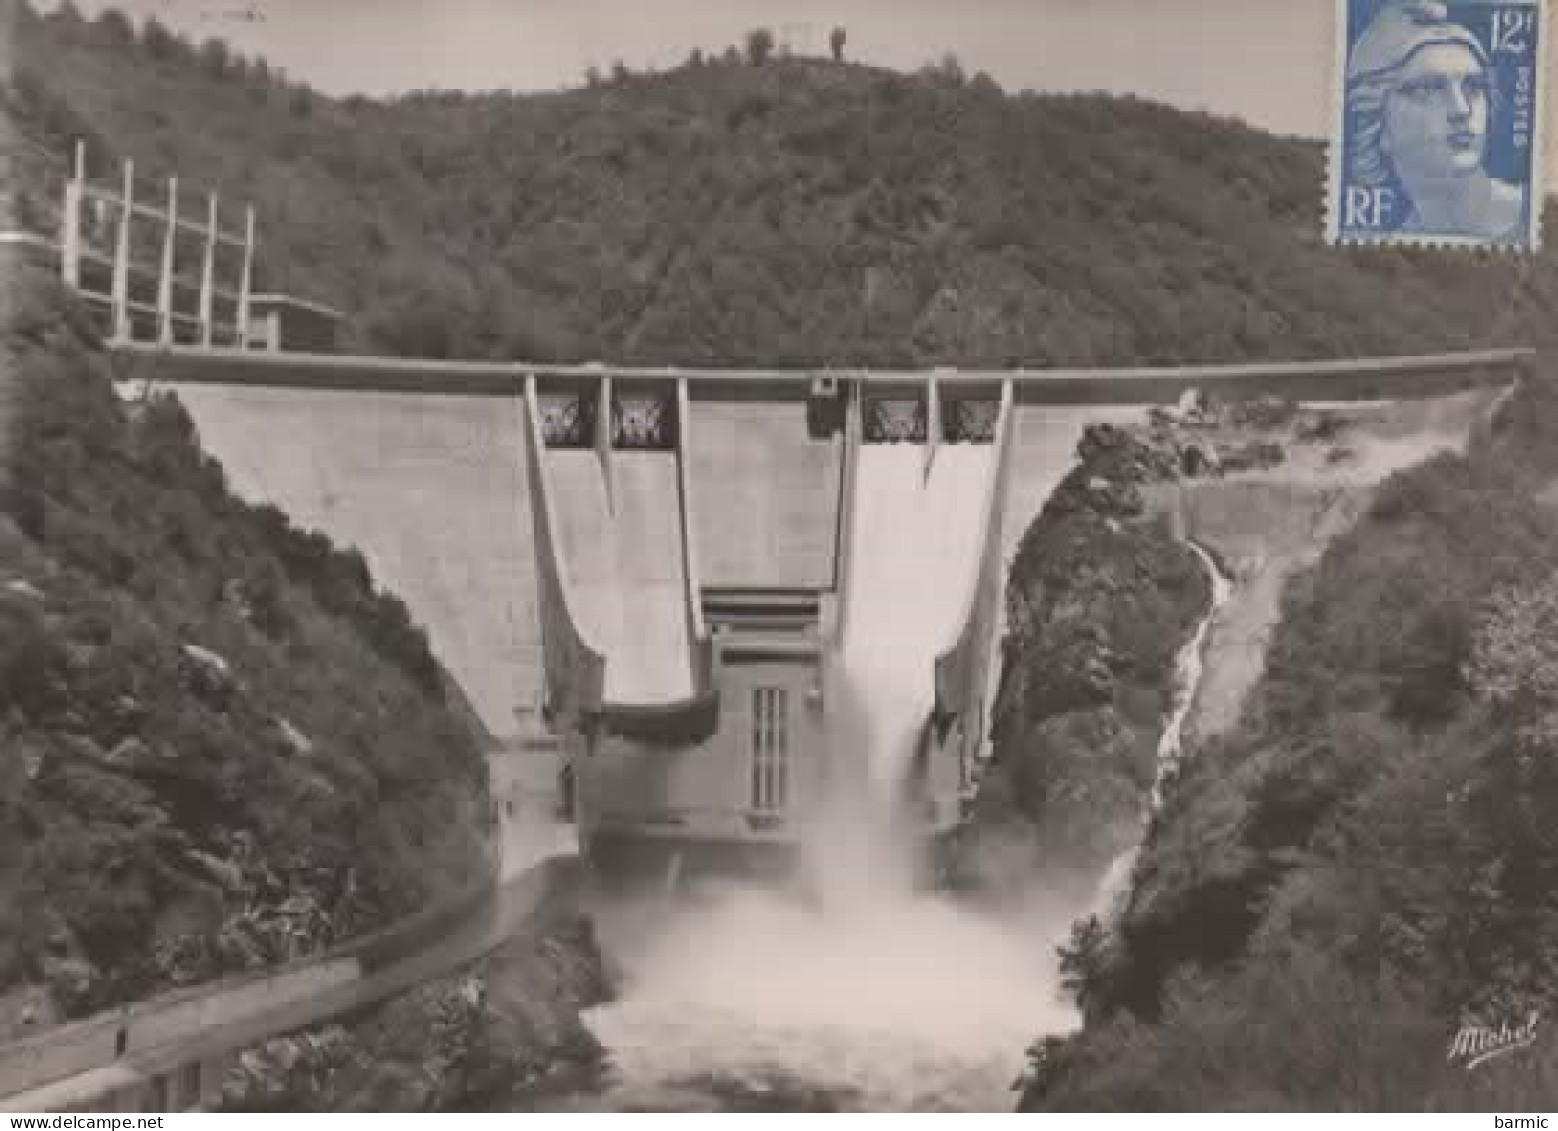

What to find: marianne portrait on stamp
left=1344, top=0, right=1531, bottom=242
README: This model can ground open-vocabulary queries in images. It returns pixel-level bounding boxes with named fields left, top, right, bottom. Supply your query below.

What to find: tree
left=1468, top=572, right=1558, bottom=754
left=140, top=16, right=178, bottom=60
left=830, top=26, right=847, bottom=62
left=1056, top=915, right=1117, bottom=1022
left=745, top=27, right=775, bottom=66
left=969, top=70, right=1004, bottom=97
left=89, top=7, right=135, bottom=49
left=45, top=1, right=84, bottom=30
left=198, top=37, right=230, bottom=81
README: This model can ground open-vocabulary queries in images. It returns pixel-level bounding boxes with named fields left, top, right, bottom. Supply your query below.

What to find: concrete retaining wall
left=0, top=960, right=357, bottom=1102
left=1, top=859, right=580, bottom=1113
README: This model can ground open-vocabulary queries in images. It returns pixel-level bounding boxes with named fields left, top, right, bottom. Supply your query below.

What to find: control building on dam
left=126, top=344, right=1530, bottom=879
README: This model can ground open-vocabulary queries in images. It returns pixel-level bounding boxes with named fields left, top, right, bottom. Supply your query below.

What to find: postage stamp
left=1328, top=0, right=1546, bottom=250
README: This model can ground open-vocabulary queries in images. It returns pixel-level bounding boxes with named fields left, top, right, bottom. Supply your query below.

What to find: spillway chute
left=825, top=377, right=1014, bottom=870
left=519, top=376, right=717, bottom=742
left=931, top=380, right=1017, bottom=814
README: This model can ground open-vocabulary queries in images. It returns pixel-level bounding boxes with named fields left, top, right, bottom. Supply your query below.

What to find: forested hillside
left=0, top=252, right=493, bottom=1027
left=1017, top=371, right=1558, bottom=1109
left=8, top=0, right=1558, bottom=368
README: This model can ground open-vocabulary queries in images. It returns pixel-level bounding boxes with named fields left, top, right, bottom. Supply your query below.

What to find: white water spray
left=809, top=442, right=993, bottom=897
left=555, top=439, right=1079, bottom=1111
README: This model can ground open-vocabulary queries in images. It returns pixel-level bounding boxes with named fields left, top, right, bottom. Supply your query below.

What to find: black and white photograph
left=2, top=0, right=1557, bottom=1114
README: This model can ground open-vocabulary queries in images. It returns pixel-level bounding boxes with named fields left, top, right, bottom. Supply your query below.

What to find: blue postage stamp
left=1329, top=0, right=1546, bottom=250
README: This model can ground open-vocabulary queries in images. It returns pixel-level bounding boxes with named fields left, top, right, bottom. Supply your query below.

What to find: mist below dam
left=524, top=444, right=1231, bottom=1112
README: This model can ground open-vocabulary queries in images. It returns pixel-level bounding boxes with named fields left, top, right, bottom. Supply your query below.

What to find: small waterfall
left=1151, top=542, right=1233, bottom=807
left=1091, top=540, right=1233, bottom=916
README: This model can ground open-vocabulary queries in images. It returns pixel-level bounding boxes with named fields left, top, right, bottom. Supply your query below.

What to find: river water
left=538, top=887, right=1077, bottom=1111
left=533, top=524, right=1233, bottom=1112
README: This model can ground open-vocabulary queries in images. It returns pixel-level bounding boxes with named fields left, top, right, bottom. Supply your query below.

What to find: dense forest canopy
left=7, top=0, right=1558, bottom=368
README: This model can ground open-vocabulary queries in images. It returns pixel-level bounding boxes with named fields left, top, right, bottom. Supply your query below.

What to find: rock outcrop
left=954, top=417, right=1210, bottom=901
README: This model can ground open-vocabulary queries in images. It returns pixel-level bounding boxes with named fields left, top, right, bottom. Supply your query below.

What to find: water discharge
left=536, top=418, right=1241, bottom=1110
left=567, top=889, right=1078, bottom=1111
left=546, top=438, right=1086, bottom=1110
left=808, top=441, right=995, bottom=900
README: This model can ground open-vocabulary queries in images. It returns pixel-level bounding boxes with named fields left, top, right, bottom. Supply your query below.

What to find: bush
left=0, top=598, right=66, bottom=719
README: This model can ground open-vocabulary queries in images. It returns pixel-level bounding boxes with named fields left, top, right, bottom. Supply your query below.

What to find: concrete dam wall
left=687, top=400, right=843, bottom=591
left=170, top=379, right=851, bottom=744
left=172, top=384, right=544, bottom=738
left=151, top=348, right=1529, bottom=864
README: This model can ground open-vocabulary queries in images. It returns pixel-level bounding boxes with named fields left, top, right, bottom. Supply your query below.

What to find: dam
left=4, top=137, right=1536, bottom=884
left=121, top=343, right=1530, bottom=882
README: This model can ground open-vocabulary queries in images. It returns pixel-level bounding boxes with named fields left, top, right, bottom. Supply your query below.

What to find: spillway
left=824, top=441, right=996, bottom=889
left=842, top=444, right=994, bottom=795
left=545, top=448, right=693, bottom=703
left=555, top=429, right=1089, bottom=1115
